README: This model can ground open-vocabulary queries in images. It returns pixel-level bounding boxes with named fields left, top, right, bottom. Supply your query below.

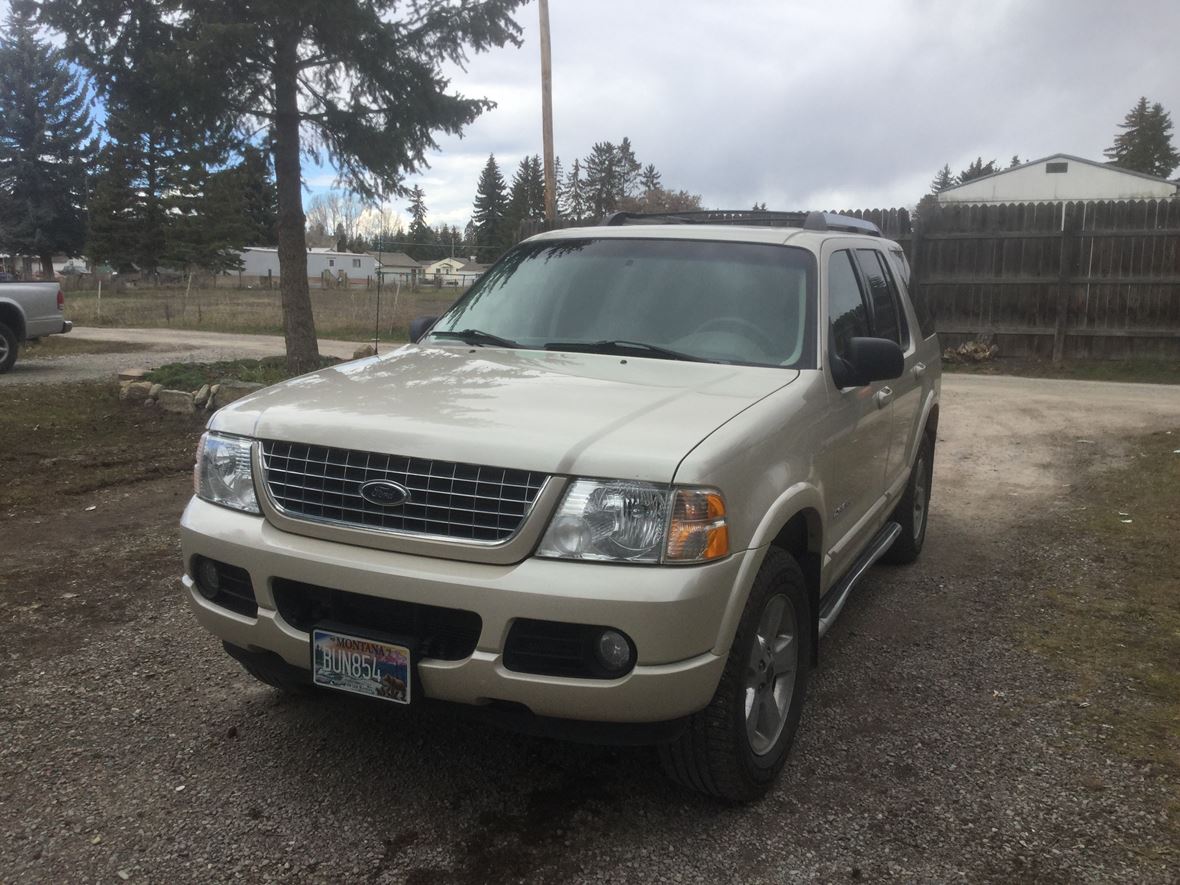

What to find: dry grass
left=1026, top=428, right=1180, bottom=832
left=63, top=285, right=464, bottom=341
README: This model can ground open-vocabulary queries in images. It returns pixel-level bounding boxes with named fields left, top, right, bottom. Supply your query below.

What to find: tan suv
left=181, top=210, right=941, bottom=801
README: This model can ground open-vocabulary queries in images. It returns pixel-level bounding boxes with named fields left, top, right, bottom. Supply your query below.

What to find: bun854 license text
left=312, top=630, right=411, bottom=704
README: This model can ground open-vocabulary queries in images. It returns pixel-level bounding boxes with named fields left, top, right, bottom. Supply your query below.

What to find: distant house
left=233, top=246, right=376, bottom=287
left=937, top=153, right=1180, bottom=205
left=423, top=256, right=486, bottom=287
left=368, top=251, right=422, bottom=284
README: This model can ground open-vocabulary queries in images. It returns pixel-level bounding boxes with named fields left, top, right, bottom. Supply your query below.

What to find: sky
left=328, top=0, right=1180, bottom=229
left=10, top=0, right=1179, bottom=230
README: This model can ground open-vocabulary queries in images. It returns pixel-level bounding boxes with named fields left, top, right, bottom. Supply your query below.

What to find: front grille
left=260, top=441, right=547, bottom=543
left=272, top=578, right=481, bottom=661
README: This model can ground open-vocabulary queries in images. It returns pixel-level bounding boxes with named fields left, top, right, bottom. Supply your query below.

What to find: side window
left=854, top=249, right=905, bottom=346
left=890, top=249, right=935, bottom=340
left=827, top=250, right=869, bottom=362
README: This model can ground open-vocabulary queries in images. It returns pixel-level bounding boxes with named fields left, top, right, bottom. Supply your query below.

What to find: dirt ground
left=1, top=369, right=1179, bottom=883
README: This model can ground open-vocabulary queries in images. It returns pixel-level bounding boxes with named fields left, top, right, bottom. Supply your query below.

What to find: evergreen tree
left=929, top=164, right=956, bottom=193
left=41, top=0, right=525, bottom=374
left=583, top=141, right=620, bottom=218
left=1104, top=96, right=1180, bottom=178
left=472, top=154, right=508, bottom=262
left=616, top=137, right=642, bottom=199
left=406, top=184, right=433, bottom=260
left=958, top=157, right=998, bottom=183
left=1008, top=155, right=1023, bottom=169
left=751, top=202, right=767, bottom=211
left=0, top=6, right=95, bottom=277
left=236, top=145, right=279, bottom=246
left=506, top=154, right=544, bottom=231
left=640, top=163, right=661, bottom=192
left=559, top=157, right=587, bottom=220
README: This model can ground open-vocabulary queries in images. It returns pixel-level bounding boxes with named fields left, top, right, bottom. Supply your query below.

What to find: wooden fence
left=907, top=200, right=1180, bottom=360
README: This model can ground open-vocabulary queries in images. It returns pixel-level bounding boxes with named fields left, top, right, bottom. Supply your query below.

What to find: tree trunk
left=39, top=254, right=54, bottom=279
left=272, top=28, right=320, bottom=375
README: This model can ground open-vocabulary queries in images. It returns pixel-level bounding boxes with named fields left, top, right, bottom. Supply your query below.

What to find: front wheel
left=659, top=548, right=812, bottom=802
left=0, top=323, right=18, bottom=373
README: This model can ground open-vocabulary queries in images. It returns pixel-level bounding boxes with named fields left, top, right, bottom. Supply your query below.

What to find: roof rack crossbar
left=601, top=209, right=880, bottom=236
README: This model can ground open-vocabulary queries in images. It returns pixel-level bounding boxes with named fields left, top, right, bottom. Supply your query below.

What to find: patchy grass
left=143, top=355, right=341, bottom=391
left=0, top=382, right=203, bottom=512
left=1026, top=428, right=1180, bottom=827
left=63, top=285, right=461, bottom=341
left=21, top=337, right=155, bottom=358
left=944, top=357, right=1180, bottom=385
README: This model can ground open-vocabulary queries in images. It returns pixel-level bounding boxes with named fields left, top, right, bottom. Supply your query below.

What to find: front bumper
left=180, top=497, right=744, bottom=723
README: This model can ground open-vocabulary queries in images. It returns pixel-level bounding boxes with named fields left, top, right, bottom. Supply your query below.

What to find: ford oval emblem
left=359, top=480, right=410, bottom=507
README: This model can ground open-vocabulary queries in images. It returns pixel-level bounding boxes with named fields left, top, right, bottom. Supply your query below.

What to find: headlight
left=537, top=479, right=728, bottom=564
left=194, top=432, right=259, bottom=514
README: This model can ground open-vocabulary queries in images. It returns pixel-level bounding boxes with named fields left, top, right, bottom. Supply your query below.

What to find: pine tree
left=583, top=141, right=620, bottom=218
left=1008, top=155, right=1023, bottom=169
left=42, top=0, right=525, bottom=373
left=406, top=185, right=432, bottom=260
left=929, top=164, right=956, bottom=193
left=1104, top=97, right=1180, bottom=178
left=616, top=137, right=642, bottom=199
left=236, top=145, right=279, bottom=246
left=559, top=158, right=587, bottom=221
left=640, top=163, right=661, bottom=192
left=0, top=6, right=95, bottom=277
left=958, top=157, right=998, bottom=183
left=506, top=154, right=544, bottom=232
left=472, top=154, right=508, bottom=263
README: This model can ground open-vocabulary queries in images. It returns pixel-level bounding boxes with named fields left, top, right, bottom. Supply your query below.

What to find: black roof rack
left=601, top=209, right=881, bottom=237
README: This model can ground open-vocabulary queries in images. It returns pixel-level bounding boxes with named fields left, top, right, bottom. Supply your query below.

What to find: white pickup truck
left=0, top=281, right=72, bottom=372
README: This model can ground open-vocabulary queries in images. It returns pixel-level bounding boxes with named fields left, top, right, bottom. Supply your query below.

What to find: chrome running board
left=817, top=521, right=902, bottom=638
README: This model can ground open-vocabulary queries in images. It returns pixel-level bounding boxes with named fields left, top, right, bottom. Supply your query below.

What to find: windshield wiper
left=542, top=339, right=712, bottom=363
left=430, top=328, right=520, bottom=348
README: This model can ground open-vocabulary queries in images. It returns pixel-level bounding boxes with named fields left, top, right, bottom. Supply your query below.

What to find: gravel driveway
left=2, top=374, right=1179, bottom=882
left=0, top=327, right=368, bottom=385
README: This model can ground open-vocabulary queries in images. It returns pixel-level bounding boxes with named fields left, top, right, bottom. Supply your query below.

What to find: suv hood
left=211, top=344, right=798, bottom=483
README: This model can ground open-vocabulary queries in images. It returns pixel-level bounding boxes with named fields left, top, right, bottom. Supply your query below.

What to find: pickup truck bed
left=0, top=281, right=72, bottom=373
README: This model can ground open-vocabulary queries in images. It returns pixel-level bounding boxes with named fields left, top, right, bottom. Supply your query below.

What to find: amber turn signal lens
left=665, top=489, right=729, bottom=562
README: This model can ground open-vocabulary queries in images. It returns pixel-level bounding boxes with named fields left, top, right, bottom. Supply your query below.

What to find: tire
left=0, top=323, right=18, bottom=374
left=882, top=432, right=934, bottom=565
left=659, top=548, right=812, bottom=802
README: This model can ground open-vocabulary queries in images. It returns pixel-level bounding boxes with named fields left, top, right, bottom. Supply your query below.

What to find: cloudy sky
left=324, top=0, right=1179, bottom=228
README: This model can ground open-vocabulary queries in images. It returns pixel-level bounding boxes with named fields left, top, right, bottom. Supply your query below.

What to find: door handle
left=875, top=387, right=893, bottom=408
left=912, top=361, right=927, bottom=380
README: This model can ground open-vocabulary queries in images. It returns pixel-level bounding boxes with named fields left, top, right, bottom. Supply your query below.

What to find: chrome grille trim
left=259, top=440, right=548, bottom=544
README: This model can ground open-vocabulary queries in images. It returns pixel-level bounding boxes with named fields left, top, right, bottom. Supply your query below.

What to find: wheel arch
left=712, top=482, right=825, bottom=664
left=0, top=300, right=26, bottom=341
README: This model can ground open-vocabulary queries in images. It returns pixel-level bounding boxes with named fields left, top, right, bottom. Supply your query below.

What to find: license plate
left=311, top=628, right=411, bottom=704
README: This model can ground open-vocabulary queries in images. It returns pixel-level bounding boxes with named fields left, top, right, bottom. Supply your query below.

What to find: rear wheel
left=659, top=548, right=811, bottom=802
left=0, top=323, right=18, bottom=373
left=882, top=432, right=934, bottom=564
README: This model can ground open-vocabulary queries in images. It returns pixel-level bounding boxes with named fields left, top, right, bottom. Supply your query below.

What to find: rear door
left=853, top=248, right=920, bottom=491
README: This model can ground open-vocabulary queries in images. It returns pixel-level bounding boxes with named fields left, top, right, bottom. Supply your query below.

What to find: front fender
left=710, top=481, right=825, bottom=656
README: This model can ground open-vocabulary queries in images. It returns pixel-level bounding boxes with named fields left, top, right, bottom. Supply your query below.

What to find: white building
left=423, top=256, right=487, bottom=287
left=234, top=246, right=377, bottom=287
left=937, top=154, right=1180, bottom=205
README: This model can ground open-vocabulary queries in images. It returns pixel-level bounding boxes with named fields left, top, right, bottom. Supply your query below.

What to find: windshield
left=429, top=238, right=817, bottom=368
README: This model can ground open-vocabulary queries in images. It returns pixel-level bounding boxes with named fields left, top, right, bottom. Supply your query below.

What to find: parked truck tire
left=0, top=322, right=18, bottom=373
left=882, top=433, right=934, bottom=565
left=659, top=548, right=812, bottom=802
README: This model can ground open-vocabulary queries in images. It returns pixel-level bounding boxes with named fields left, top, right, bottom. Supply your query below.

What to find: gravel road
left=0, top=327, right=369, bottom=385
left=2, top=372, right=1179, bottom=883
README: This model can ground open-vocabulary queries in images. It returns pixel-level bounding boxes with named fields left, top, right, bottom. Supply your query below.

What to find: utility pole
left=539, top=0, right=556, bottom=223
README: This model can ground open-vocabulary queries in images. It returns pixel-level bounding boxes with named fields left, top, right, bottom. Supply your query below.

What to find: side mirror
left=409, top=315, right=439, bottom=343
left=833, top=337, right=904, bottom=388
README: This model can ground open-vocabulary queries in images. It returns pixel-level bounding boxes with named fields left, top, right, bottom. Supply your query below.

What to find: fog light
left=195, top=557, right=221, bottom=600
left=595, top=629, right=633, bottom=673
